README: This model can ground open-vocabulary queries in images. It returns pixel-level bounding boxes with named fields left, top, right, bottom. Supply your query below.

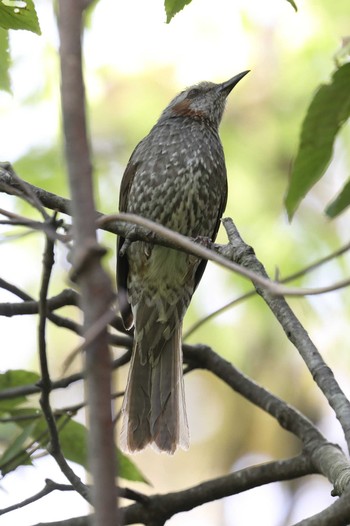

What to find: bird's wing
left=193, top=169, right=228, bottom=291
left=117, top=158, right=139, bottom=330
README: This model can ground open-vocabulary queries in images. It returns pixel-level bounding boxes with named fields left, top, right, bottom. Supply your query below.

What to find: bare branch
left=0, top=479, right=74, bottom=516
left=0, top=163, right=50, bottom=220
left=184, top=239, right=350, bottom=338
left=184, top=289, right=254, bottom=338
left=0, top=206, right=67, bottom=241
left=292, top=486, right=350, bottom=526
left=0, top=351, right=131, bottom=402
left=62, top=305, right=117, bottom=372
left=0, top=479, right=146, bottom=520
left=221, top=218, right=350, bottom=454
left=0, top=288, right=79, bottom=316
left=57, top=1, right=118, bottom=523
left=27, top=455, right=315, bottom=526
left=0, top=162, right=73, bottom=217
left=183, top=343, right=350, bottom=492
left=0, top=277, right=131, bottom=350
left=36, top=218, right=91, bottom=503
left=122, top=455, right=314, bottom=525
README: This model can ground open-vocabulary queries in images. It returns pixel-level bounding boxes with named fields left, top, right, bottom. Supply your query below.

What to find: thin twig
left=0, top=478, right=147, bottom=519
left=0, top=351, right=131, bottom=401
left=0, top=478, right=75, bottom=516
left=62, top=305, right=117, bottom=373
left=2, top=163, right=50, bottom=221
left=37, top=217, right=90, bottom=503
left=27, top=455, right=315, bottom=526
left=184, top=239, right=350, bottom=338
left=0, top=162, right=81, bottom=218
left=0, top=278, right=131, bottom=348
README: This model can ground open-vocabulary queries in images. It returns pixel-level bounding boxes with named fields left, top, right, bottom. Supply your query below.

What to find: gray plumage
left=117, top=71, right=249, bottom=454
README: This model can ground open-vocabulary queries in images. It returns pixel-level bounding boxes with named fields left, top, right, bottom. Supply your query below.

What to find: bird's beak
left=218, top=70, right=250, bottom=95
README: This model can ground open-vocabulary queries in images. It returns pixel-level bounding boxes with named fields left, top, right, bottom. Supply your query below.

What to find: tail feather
left=120, top=321, right=189, bottom=454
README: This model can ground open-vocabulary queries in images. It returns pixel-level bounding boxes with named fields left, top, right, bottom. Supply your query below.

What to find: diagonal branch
left=221, top=218, right=350, bottom=455
left=122, top=454, right=315, bottom=525
left=0, top=479, right=75, bottom=516
left=184, top=238, right=350, bottom=338
left=292, top=485, right=350, bottom=525
left=184, top=343, right=350, bottom=495
left=27, top=455, right=315, bottom=526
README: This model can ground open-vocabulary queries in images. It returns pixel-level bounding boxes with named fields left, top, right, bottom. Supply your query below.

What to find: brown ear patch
left=171, top=99, right=205, bottom=119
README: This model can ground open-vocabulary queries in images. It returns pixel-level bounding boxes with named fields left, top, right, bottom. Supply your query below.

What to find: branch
left=37, top=218, right=90, bottom=503
left=0, top=288, right=79, bottom=316
left=183, top=344, right=350, bottom=495
left=122, top=455, right=314, bottom=525
left=57, top=2, right=118, bottom=524
left=28, top=455, right=314, bottom=526
left=293, top=486, right=350, bottom=525
left=0, top=162, right=73, bottom=217
left=221, top=218, right=350, bottom=454
left=184, top=238, right=350, bottom=338
left=2, top=263, right=350, bottom=496
left=0, top=479, right=145, bottom=519
left=0, top=479, right=74, bottom=516
left=0, top=278, right=131, bottom=348
left=0, top=351, right=131, bottom=401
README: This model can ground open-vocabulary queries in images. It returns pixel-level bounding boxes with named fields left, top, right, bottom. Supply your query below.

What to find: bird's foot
left=193, top=235, right=213, bottom=249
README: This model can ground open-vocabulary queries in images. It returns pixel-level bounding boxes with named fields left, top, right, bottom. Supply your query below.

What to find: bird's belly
left=126, top=243, right=198, bottom=329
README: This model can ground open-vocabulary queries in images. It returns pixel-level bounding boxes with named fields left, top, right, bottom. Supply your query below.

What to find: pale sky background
left=0, top=0, right=344, bottom=524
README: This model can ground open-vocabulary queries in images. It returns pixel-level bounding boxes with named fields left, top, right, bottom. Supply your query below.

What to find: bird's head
left=159, top=70, right=249, bottom=129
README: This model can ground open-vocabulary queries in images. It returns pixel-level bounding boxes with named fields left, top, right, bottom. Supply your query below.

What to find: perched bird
left=117, top=71, right=249, bottom=454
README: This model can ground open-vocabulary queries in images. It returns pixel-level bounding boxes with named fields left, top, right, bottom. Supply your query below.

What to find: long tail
left=120, top=317, right=189, bottom=454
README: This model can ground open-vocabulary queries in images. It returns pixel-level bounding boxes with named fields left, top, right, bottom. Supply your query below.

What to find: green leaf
left=0, top=419, right=36, bottom=475
left=0, top=0, right=41, bottom=35
left=285, top=63, right=350, bottom=219
left=286, top=0, right=297, bottom=11
left=118, top=449, right=150, bottom=484
left=0, top=396, right=148, bottom=482
left=164, top=0, right=192, bottom=23
left=326, top=178, right=350, bottom=218
left=0, top=28, right=11, bottom=92
left=0, top=370, right=40, bottom=412
left=334, top=37, right=350, bottom=68
left=42, top=417, right=148, bottom=483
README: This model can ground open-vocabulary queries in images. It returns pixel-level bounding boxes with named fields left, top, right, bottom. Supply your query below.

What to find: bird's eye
left=187, top=88, right=201, bottom=99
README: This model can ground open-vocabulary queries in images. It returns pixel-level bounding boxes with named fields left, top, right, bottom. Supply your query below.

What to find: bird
left=117, top=70, right=249, bottom=454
